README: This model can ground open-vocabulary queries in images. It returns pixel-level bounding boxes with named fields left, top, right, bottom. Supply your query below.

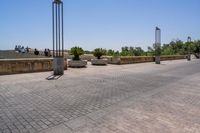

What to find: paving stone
left=87, top=110, right=108, bottom=121
left=0, top=60, right=200, bottom=133
left=39, top=124, right=72, bottom=133
left=64, top=116, right=95, bottom=130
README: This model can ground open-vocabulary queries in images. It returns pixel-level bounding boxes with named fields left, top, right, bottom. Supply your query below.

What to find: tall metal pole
left=155, top=27, right=161, bottom=64
left=52, top=0, right=64, bottom=75
left=62, top=3, right=64, bottom=57
left=52, top=2, right=55, bottom=57
left=187, top=36, right=191, bottom=61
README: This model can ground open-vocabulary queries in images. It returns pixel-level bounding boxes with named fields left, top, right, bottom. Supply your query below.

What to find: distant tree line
left=85, top=40, right=200, bottom=57
left=148, top=40, right=200, bottom=57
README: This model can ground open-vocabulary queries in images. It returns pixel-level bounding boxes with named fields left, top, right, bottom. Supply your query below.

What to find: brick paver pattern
left=0, top=60, right=200, bottom=133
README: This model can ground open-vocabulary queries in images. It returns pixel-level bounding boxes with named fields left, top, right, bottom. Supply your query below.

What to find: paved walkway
left=0, top=59, right=200, bottom=133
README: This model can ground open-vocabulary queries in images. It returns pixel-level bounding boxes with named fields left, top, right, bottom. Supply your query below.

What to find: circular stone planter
left=68, top=60, right=87, bottom=68
left=91, top=59, right=108, bottom=65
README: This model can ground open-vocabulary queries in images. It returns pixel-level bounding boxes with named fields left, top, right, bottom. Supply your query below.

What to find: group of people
left=15, top=45, right=29, bottom=53
left=34, top=48, right=51, bottom=56
left=15, top=45, right=51, bottom=57
left=44, top=49, right=51, bottom=56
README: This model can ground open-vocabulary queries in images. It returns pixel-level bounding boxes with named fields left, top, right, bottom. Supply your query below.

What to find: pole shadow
left=46, top=74, right=62, bottom=80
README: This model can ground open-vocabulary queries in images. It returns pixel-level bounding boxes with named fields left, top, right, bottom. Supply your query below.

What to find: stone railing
left=0, top=50, right=47, bottom=59
left=160, top=55, right=186, bottom=61
left=107, top=55, right=186, bottom=65
left=0, top=55, right=186, bottom=75
left=0, top=58, right=67, bottom=75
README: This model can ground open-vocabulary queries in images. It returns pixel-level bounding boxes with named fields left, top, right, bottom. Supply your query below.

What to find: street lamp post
left=155, top=27, right=161, bottom=64
left=52, top=0, right=64, bottom=75
left=187, top=36, right=191, bottom=61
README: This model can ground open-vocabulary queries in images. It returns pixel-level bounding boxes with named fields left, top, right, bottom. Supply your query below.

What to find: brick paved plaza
left=0, top=59, right=200, bottom=133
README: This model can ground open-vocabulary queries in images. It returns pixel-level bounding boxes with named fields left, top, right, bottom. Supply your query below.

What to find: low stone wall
left=0, top=58, right=67, bottom=75
left=107, top=55, right=186, bottom=65
left=160, top=55, right=186, bottom=61
left=0, top=56, right=186, bottom=75
left=0, top=50, right=47, bottom=59
left=107, top=56, right=153, bottom=65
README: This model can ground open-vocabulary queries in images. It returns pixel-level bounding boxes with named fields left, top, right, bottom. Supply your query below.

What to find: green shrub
left=93, top=48, right=106, bottom=59
left=154, top=45, right=161, bottom=56
left=70, top=47, right=84, bottom=60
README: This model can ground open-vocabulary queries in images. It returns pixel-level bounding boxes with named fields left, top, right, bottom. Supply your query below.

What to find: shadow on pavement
left=46, top=74, right=62, bottom=80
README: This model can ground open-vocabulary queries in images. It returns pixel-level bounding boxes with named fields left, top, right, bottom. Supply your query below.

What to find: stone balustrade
left=0, top=58, right=67, bottom=75
left=107, top=55, right=186, bottom=65
left=0, top=55, right=186, bottom=75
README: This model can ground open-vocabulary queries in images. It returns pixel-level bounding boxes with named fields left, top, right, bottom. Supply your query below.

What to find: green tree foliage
left=146, top=46, right=154, bottom=56
left=70, top=46, right=84, bottom=60
left=70, top=39, right=200, bottom=58
left=120, top=46, right=145, bottom=56
left=147, top=40, right=200, bottom=57
left=114, top=51, right=120, bottom=56
left=93, top=48, right=106, bottom=59
left=154, top=45, right=161, bottom=56
left=134, top=47, right=145, bottom=56
left=192, top=40, right=200, bottom=53
left=120, top=46, right=129, bottom=56
left=106, top=49, right=115, bottom=56
left=190, top=40, right=200, bottom=58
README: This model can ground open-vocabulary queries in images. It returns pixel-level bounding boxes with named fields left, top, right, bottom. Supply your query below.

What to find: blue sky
left=0, top=0, right=200, bottom=51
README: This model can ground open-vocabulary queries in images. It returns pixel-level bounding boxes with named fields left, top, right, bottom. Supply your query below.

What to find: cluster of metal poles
left=52, top=0, right=64, bottom=57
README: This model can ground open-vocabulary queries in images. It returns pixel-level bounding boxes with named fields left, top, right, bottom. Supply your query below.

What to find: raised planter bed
left=68, top=60, right=87, bottom=68
left=91, top=59, right=108, bottom=65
